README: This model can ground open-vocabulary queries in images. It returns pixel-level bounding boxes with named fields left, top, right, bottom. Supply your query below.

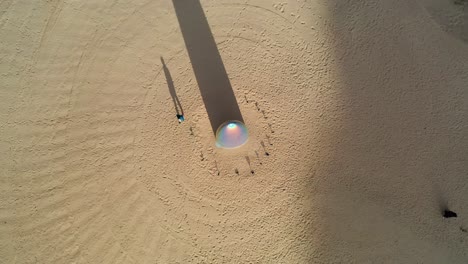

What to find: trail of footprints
left=186, top=93, right=275, bottom=177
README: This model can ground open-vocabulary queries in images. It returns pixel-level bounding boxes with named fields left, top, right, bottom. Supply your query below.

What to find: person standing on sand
left=177, top=114, right=184, bottom=123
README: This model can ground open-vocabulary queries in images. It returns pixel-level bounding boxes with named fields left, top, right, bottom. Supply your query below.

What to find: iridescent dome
left=215, top=121, right=248, bottom=149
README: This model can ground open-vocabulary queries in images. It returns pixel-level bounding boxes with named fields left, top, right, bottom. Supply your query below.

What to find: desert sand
left=1, top=0, right=467, bottom=263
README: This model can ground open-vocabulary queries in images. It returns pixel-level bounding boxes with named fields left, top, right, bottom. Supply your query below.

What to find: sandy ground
left=1, top=0, right=467, bottom=263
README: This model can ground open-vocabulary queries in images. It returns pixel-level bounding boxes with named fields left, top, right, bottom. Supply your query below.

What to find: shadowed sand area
left=0, top=0, right=467, bottom=263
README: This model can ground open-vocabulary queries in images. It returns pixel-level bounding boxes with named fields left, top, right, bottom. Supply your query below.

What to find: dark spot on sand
left=443, top=210, right=457, bottom=218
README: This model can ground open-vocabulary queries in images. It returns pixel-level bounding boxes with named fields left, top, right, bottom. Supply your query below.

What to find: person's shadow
left=161, top=57, right=184, bottom=120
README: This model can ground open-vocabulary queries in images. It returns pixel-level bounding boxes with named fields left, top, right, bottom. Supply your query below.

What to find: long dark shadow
left=161, top=57, right=184, bottom=119
left=172, top=0, right=244, bottom=134
left=311, top=1, right=468, bottom=262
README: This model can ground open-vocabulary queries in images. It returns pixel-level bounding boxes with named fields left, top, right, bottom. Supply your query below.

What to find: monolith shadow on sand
left=172, top=0, right=244, bottom=134
left=310, top=1, right=468, bottom=262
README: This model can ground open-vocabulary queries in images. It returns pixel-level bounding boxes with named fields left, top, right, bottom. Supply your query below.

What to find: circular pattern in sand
left=133, top=0, right=319, bottom=237
left=128, top=2, right=328, bottom=261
